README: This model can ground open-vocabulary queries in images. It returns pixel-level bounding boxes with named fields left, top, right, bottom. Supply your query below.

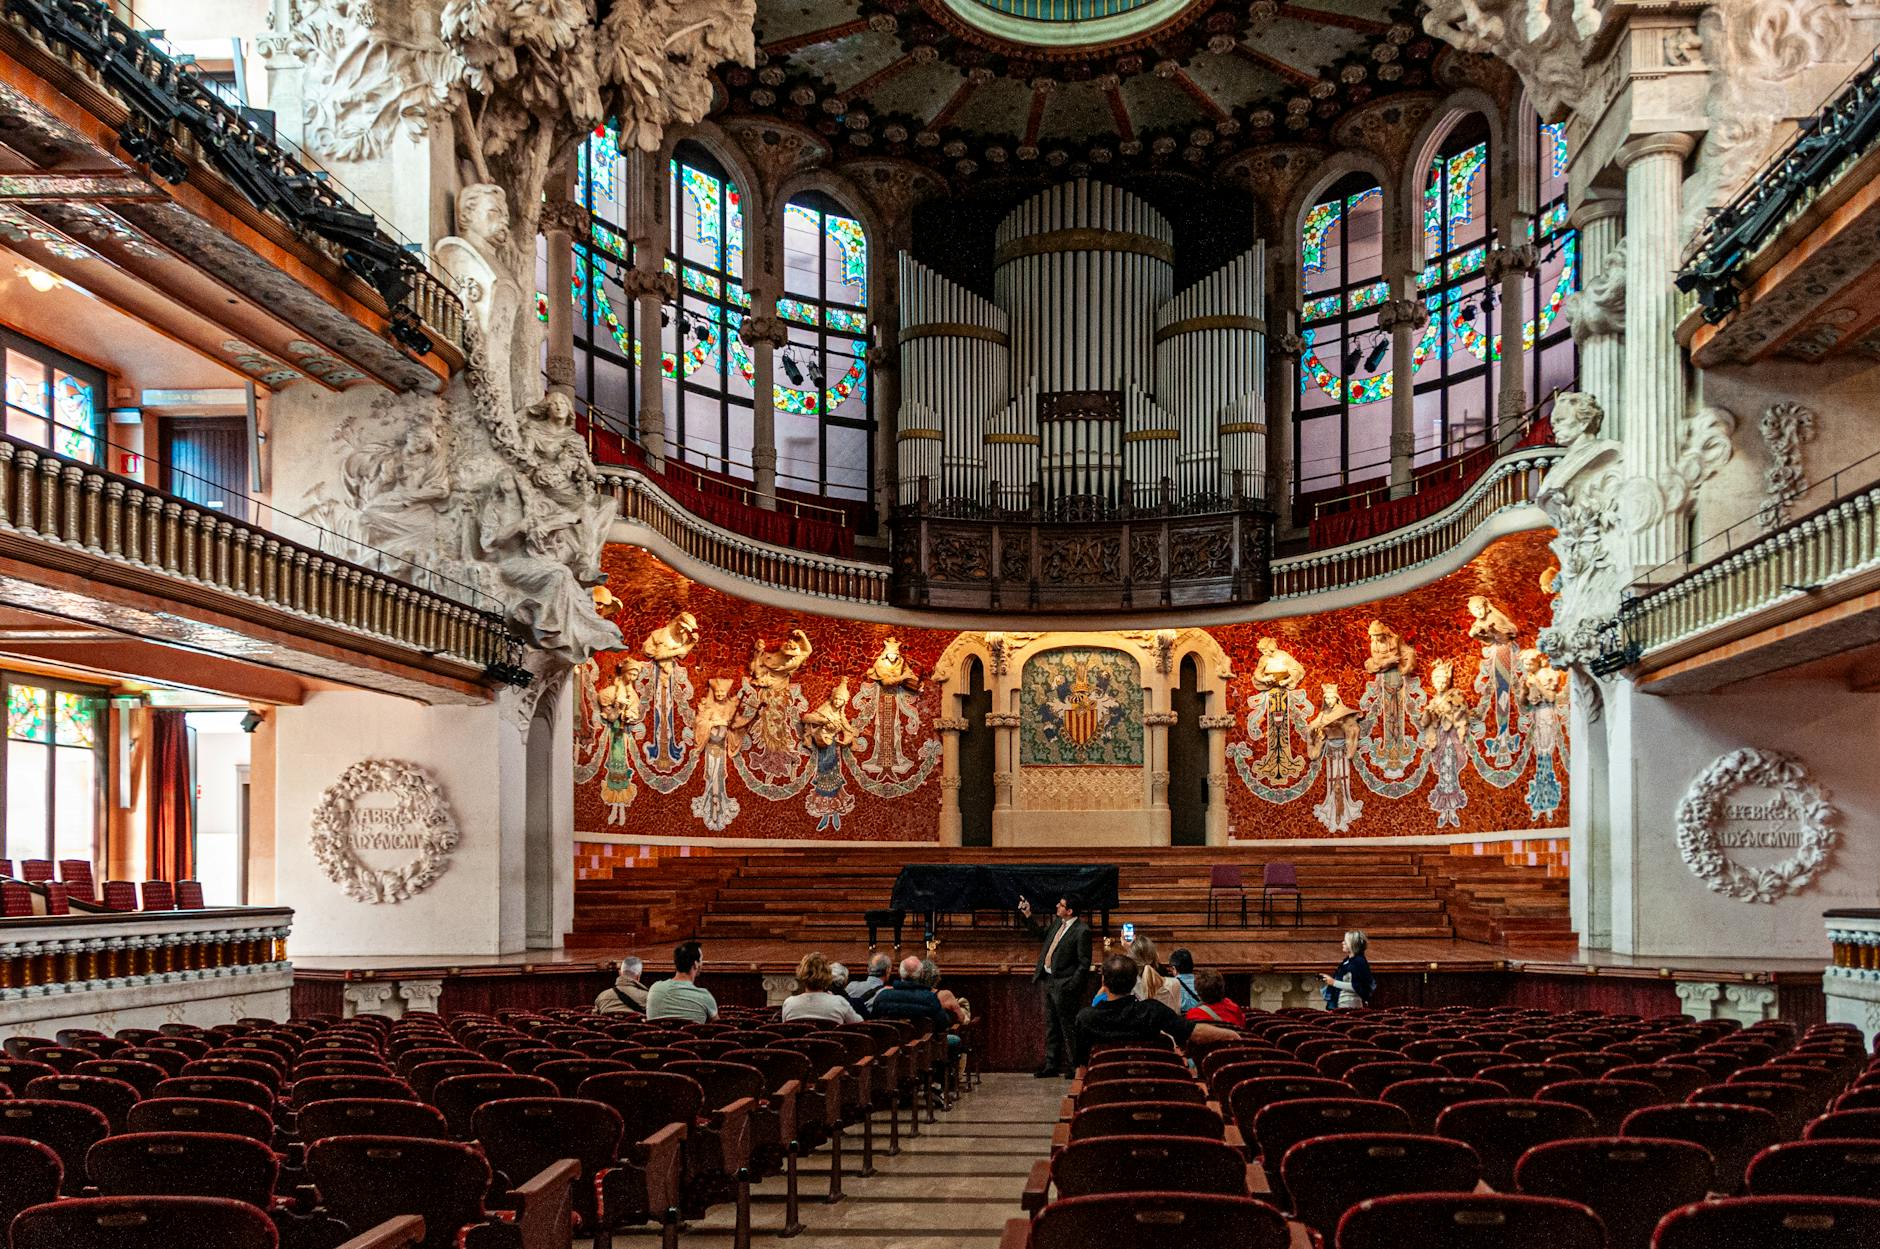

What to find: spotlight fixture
left=1483, top=287, right=1499, bottom=311
left=482, top=659, right=536, bottom=689
left=1363, top=336, right=1389, bottom=372
left=781, top=355, right=804, bottom=386
left=808, top=362, right=825, bottom=389
left=239, top=710, right=263, bottom=733
left=1343, top=346, right=1361, bottom=372
left=1460, top=302, right=1478, bottom=323
left=692, top=318, right=710, bottom=343
left=660, top=306, right=672, bottom=328
left=386, top=305, right=433, bottom=355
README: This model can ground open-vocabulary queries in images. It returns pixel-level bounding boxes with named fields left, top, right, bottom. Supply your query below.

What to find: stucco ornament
left=264, top=0, right=460, bottom=160
left=1676, top=748, right=1837, bottom=903
left=1567, top=244, right=1625, bottom=344
left=1422, top=0, right=1600, bottom=118
left=1621, top=406, right=1737, bottom=538
left=309, top=759, right=460, bottom=904
left=1535, top=392, right=1625, bottom=670
left=1758, top=401, right=1815, bottom=529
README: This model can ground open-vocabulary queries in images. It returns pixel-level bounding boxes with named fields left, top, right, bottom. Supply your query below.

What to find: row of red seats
left=0, top=858, right=206, bottom=913
left=0, top=1002, right=969, bottom=1249
left=1008, top=1004, right=1880, bottom=1249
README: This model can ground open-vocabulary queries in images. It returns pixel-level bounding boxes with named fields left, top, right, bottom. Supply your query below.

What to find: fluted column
left=1144, top=708, right=1176, bottom=844
left=935, top=714, right=967, bottom=847
left=541, top=169, right=585, bottom=401
left=1569, top=193, right=1626, bottom=419
left=741, top=300, right=788, bottom=510
left=1379, top=291, right=1429, bottom=498
left=1618, top=133, right=1697, bottom=569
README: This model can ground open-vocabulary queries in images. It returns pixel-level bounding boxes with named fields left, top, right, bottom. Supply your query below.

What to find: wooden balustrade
left=0, top=433, right=514, bottom=673
left=0, top=908, right=292, bottom=997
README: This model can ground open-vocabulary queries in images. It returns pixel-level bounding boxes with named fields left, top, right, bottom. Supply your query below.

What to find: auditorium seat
left=154, top=1076, right=277, bottom=1113
left=578, top=1068, right=753, bottom=1247
left=20, top=859, right=52, bottom=884
left=1476, top=1062, right=1580, bottom=1099
left=1064, top=1101, right=1227, bottom=1144
left=1249, top=1098, right=1409, bottom=1205
left=10, top=1194, right=281, bottom=1249
left=1205, top=1060, right=1317, bottom=1102
left=1281, top=1132, right=1480, bottom=1236
left=125, top=1096, right=275, bottom=1143
left=1074, top=1078, right=1208, bottom=1110
left=184, top=1058, right=285, bottom=1092
left=1747, top=1139, right=1880, bottom=1197
left=58, top=858, right=95, bottom=902
left=1622, top=1102, right=1780, bottom=1194
left=1691, top=1081, right=1817, bottom=1140
left=307, top=1133, right=576, bottom=1249
left=0, top=1098, right=112, bottom=1192
left=24, top=1073, right=139, bottom=1132
left=1022, top=1135, right=1253, bottom=1215
left=1343, top=1061, right=1448, bottom=1099
left=1002, top=1192, right=1290, bottom=1249
left=296, top=1097, right=450, bottom=1142
left=1651, top=1195, right=1880, bottom=1249
left=1536, top=1078, right=1668, bottom=1134
left=100, top=880, right=138, bottom=911
left=88, top=1130, right=280, bottom=1208
left=1378, top=1077, right=1510, bottom=1133
left=1224, top=1076, right=1354, bottom=1135
left=432, top=1072, right=557, bottom=1139
left=1514, top=1136, right=1712, bottom=1249
left=0, top=1135, right=63, bottom=1233
left=291, top=1075, right=417, bottom=1108
left=1433, top=1099, right=1596, bottom=1190
left=174, top=879, right=206, bottom=909
left=1334, top=1192, right=1605, bottom=1249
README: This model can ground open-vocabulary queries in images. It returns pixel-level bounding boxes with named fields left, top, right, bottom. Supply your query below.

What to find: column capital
left=739, top=314, right=790, bottom=349
left=1377, top=298, right=1429, bottom=332
left=1616, top=133, right=1697, bottom=170
left=1569, top=192, right=1626, bottom=232
left=1271, top=331, right=1305, bottom=360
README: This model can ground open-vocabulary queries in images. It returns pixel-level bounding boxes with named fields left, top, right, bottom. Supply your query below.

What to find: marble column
left=1489, top=228, right=1535, bottom=444
left=1569, top=193, right=1626, bottom=422
left=1144, top=708, right=1176, bottom=843
left=624, top=262, right=674, bottom=469
left=985, top=711, right=1020, bottom=844
left=540, top=174, right=583, bottom=402
left=935, top=714, right=967, bottom=847
left=1379, top=289, right=1429, bottom=497
left=1618, top=133, right=1697, bottom=569
left=1200, top=713, right=1237, bottom=846
left=741, top=300, right=787, bottom=510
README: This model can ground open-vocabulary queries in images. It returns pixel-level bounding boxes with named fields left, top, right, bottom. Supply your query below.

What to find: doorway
left=959, top=657, right=993, bottom=847
left=1169, top=655, right=1208, bottom=845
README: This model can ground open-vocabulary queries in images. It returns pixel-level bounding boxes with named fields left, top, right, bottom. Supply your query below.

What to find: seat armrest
left=1057, top=1095, right=1074, bottom=1121
left=1000, top=1216, right=1032, bottom=1249
left=335, top=1216, right=426, bottom=1249
left=1225, top=1124, right=1247, bottom=1155
left=819, top=1068, right=845, bottom=1125
left=1067, top=1078, right=1084, bottom=1097
left=704, top=1096, right=755, bottom=1173
left=1020, top=1159, right=1050, bottom=1215
left=1049, top=1122, right=1069, bottom=1153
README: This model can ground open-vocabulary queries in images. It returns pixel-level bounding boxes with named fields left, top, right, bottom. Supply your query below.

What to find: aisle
left=607, top=1073, right=1064, bottom=1249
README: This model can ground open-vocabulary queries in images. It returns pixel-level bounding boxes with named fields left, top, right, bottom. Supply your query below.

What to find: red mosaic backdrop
left=576, top=531, right=1565, bottom=842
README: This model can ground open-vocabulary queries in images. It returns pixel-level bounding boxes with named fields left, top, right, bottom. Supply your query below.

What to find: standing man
left=1019, top=895, right=1090, bottom=1077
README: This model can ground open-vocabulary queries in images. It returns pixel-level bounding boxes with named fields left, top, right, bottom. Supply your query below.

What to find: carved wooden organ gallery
left=892, top=179, right=1274, bottom=611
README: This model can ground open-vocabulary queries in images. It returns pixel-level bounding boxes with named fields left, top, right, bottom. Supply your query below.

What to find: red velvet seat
left=1537, top=1079, right=1669, bottom=1134
left=57, top=858, right=95, bottom=902
left=1436, top=1050, right=1514, bottom=1078
left=1807, top=1108, right=1880, bottom=1139
left=1691, top=1081, right=1816, bottom=1140
left=1087, top=1061, right=1200, bottom=1086
left=1206, top=1061, right=1317, bottom=1102
left=1434, top=1098, right=1596, bottom=1191
left=1378, top=1078, right=1510, bottom=1133
left=1343, top=1061, right=1448, bottom=1100
left=0, top=1058, right=60, bottom=1089
left=1248, top=1097, right=1408, bottom=1206
left=1223, top=1076, right=1354, bottom=1136
left=19, top=859, right=52, bottom=884
left=1747, top=1139, right=1880, bottom=1197
left=529, top=1056, right=631, bottom=1099
left=1027, top=1135, right=1250, bottom=1214
left=174, top=879, right=206, bottom=909
left=1015, top=1192, right=1288, bottom=1249
left=117, top=1049, right=190, bottom=1077
left=474, top=1095, right=681, bottom=1249
left=1281, top=1132, right=1479, bottom=1236
left=1334, top=1192, right=1604, bottom=1249
left=126, top=1097, right=275, bottom=1143
left=1651, top=1195, right=1880, bottom=1249
left=24, top=1073, right=140, bottom=1133
left=431, top=1072, right=557, bottom=1140
left=1068, top=1100, right=1226, bottom=1142
left=183, top=1059, right=284, bottom=1092
left=296, top=1098, right=449, bottom=1143
left=138, top=880, right=175, bottom=911
left=305, top=1135, right=522, bottom=1249
left=24, top=1045, right=91, bottom=1073
left=10, top=1194, right=280, bottom=1249
left=1515, top=1136, right=1713, bottom=1249
left=1622, top=1101, right=1780, bottom=1194
left=290, top=1075, right=416, bottom=1108
left=0, top=1098, right=111, bottom=1192
left=1075, top=1078, right=1208, bottom=1109
left=1605, top=1063, right=1708, bottom=1103
left=292, top=1059, right=392, bottom=1080
left=87, top=1130, right=279, bottom=1208
left=1477, top=1062, right=1580, bottom=1100
left=143, top=1035, right=212, bottom=1060
left=0, top=1135, right=63, bottom=1233
left=153, top=1076, right=276, bottom=1113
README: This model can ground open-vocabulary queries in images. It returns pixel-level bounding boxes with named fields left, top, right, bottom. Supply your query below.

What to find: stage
left=291, top=936, right=1831, bottom=1070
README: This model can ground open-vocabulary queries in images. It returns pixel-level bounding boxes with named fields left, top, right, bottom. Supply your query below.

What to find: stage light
left=808, top=362, right=825, bottom=388
left=239, top=710, right=263, bottom=733
left=692, top=318, right=710, bottom=343
left=1363, top=336, right=1388, bottom=372
left=660, top=306, right=671, bottom=327
left=1460, top=302, right=1477, bottom=323
left=782, top=355, right=804, bottom=386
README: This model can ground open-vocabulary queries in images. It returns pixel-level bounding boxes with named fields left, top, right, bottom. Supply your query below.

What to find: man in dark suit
left=1019, top=894, right=1091, bottom=1077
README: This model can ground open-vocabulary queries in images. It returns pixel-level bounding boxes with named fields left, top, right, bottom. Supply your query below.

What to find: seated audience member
left=846, top=952, right=893, bottom=1010
left=782, top=951, right=863, bottom=1024
left=1183, top=968, right=1246, bottom=1027
left=920, top=958, right=970, bottom=1025
left=1074, top=954, right=1237, bottom=1067
left=646, top=939, right=718, bottom=1022
left=1169, top=948, right=1202, bottom=1012
left=870, top=956, right=953, bottom=1034
left=1131, top=935, right=1185, bottom=1012
left=829, top=961, right=851, bottom=995
left=594, top=956, right=649, bottom=1014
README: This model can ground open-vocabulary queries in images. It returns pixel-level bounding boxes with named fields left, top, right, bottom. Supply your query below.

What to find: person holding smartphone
left=1019, top=894, right=1090, bottom=1078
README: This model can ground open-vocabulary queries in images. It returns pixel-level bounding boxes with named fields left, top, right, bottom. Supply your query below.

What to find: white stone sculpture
left=1422, top=0, right=1599, bottom=118
left=435, top=183, right=527, bottom=425
left=1567, top=243, right=1625, bottom=345
left=1758, top=401, right=1815, bottom=529
left=263, top=0, right=460, bottom=160
left=1620, top=405, right=1738, bottom=543
left=309, top=759, right=460, bottom=904
left=1536, top=392, right=1625, bottom=670
left=1676, top=747, right=1837, bottom=903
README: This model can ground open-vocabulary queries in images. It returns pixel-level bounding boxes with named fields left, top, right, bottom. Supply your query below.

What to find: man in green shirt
left=646, top=939, right=719, bottom=1022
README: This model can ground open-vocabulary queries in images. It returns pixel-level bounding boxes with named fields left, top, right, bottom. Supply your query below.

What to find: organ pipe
left=898, top=179, right=1267, bottom=509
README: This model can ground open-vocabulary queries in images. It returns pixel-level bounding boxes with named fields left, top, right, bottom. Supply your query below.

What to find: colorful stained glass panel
left=53, top=692, right=94, bottom=748
left=7, top=684, right=47, bottom=743
left=53, top=372, right=96, bottom=461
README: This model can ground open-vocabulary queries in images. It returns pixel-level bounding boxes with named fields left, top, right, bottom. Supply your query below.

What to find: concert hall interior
left=2, top=0, right=1880, bottom=1247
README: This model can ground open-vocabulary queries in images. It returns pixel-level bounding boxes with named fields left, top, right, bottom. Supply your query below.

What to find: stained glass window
left=1522, top=110, right=1580, bottom=414
left=1297, top=174, right=1389, bottom=496
left=661, top=142, right=754, bottom=480
left=771, top=194, right=872, bottom=501
left=1412, top=119, right=1495, bottom=467
left=0, top=677, right=102, bottom=866
left=2, top=334, right=103, bottom=466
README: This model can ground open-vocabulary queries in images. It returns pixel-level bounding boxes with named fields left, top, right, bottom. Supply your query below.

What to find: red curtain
left=147, top=709, right=193, bottom=882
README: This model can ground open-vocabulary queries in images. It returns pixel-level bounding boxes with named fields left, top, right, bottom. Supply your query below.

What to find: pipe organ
left=898, top=179, right=1267, bottom=511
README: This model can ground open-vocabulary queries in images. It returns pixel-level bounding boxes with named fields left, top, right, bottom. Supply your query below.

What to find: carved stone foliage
left=1421, top=0, right=1600, bottom=119
left=1676, top=748, right=1837, bottom=904
left=1758, top=401, right=1815, bottom=530
left=1568, top=243, right=1625, bottom=344
left=1622, top=406, right=1737, bottom=537
left=265, top=0, right=459, bottom=160
left=1536, top=392, right=1624, bottom=670
left=309, top=759, right=460, bottom=904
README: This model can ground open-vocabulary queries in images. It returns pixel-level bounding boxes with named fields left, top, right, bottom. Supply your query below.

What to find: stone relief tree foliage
left=275, top=0, right=757, bottom=675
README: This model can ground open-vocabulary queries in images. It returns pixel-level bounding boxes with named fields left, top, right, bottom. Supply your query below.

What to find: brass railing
left=1621, top=471, right=1880, bottom=656
left=0, top=908, right=291, bottom=993
left=599, top=467, right=890, bottom=604
left=1271, top=449, right=1558, bottom=598
left=0, top=432, right=516, bottom=671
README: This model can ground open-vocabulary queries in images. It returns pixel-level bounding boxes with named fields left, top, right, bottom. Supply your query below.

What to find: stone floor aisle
left=600, top=1073, right=1064, bottom=1249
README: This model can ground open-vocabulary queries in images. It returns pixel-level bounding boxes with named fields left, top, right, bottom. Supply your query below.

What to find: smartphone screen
left=1121, top=922, right=1136, bottom=944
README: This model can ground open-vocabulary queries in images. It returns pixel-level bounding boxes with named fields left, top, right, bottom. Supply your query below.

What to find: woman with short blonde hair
left=1318, top=930, right=1374, bottom=1008
left=781, top=949, right=861, bottom=1024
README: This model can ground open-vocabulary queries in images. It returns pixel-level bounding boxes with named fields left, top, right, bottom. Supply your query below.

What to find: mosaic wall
left=577, top=531, right=1567, bottom=841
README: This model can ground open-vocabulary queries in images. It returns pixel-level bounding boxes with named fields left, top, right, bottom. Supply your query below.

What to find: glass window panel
left=1348, top=399, right=1392, bottom=481
left=824, top=340, right=869, bottom=422
left=825, top=424, right=870, bottom=499
left=1414, top=388, right=1445, bottom=464
left=7, top=739, right=48, bottom=861
left=1297, top=413, right=1343, bottom=493
left=6, top=350, right=46, bottom=416
left=51, top=746, right=94, bottom=863
left=53, top=692, right=94, bottom=748
left=52, top=371, right=98, bottom=463
left=6, top=407, right=48, bottom=450
left=1344, top=188, right=1384, bottom=280
left=8, top=685, right=47, bottom=743
left=724, top=406, right=753, bottom=482
left=825, top=213, right=868, bottom=306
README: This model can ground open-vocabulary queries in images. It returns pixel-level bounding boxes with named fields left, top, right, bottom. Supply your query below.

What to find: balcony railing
left=4, top=0, right=463, bottom=355
left=0, top=430, right=518, bottom=675
left=0, top=906, right=291, bottom=998
left=1618, top=453, right=1880, bottom=658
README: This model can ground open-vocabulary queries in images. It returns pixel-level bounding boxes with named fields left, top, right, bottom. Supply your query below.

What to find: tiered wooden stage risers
left=565, top=844, right=1577, bottom=956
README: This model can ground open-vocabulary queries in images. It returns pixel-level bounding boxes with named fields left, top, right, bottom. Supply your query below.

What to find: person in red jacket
left=1184, top=968, right=1247, bottom=1028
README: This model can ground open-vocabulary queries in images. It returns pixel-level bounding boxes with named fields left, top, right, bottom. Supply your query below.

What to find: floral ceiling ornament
left=309, top=759, right=460, bottom=904
left=1757, top=401, right=1815, bottom=529
left=1676, top=747, right=1837, bottom=903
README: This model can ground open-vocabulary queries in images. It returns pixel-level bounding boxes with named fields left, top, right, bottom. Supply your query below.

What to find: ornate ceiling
left=718, top=0, right=1441, bottom=186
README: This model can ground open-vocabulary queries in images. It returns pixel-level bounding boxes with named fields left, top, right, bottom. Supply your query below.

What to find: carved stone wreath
left=1675, top=748, right=1837, bottom=904
left=309, top=759, right=460, bottom=904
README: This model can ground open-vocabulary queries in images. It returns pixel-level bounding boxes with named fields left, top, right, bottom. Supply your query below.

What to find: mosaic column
left=1201, top=713, right=1237, bottom=846
left=742, top=301, right=788, bottom=510
left=1618, top=133, right=1698, bottom=570
left=1569, top=193, right=1626, bottom=421
left=935, top=715, right=968, bottom=847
